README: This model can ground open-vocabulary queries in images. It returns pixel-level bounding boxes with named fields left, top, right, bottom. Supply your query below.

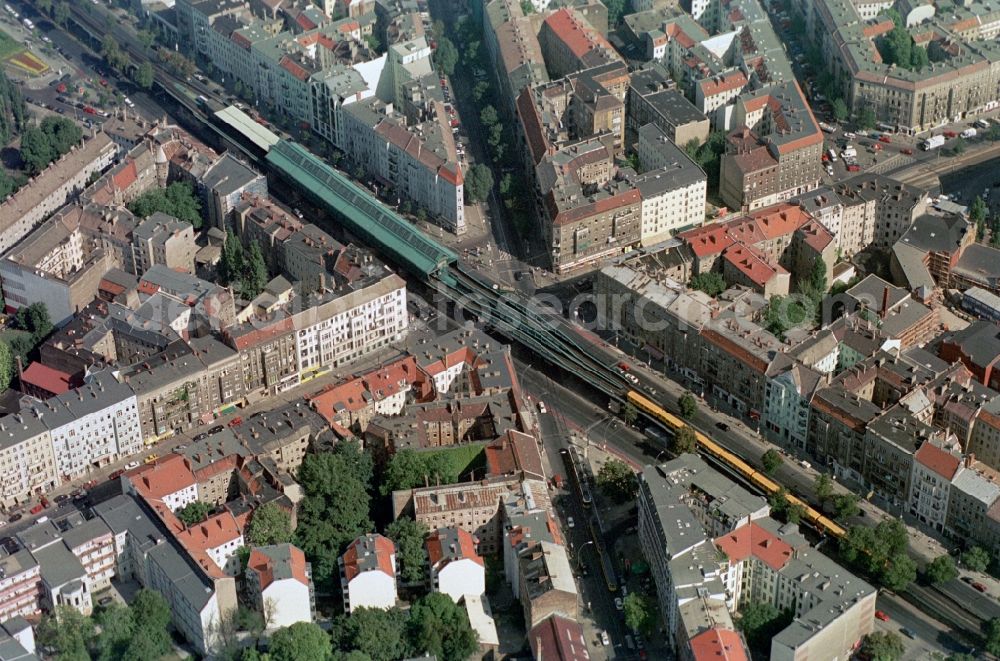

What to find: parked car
left=144, top=454, right=159, bottom=464
left=7, top=513, right=21, bottom=523
left=567, top=517, right=575, bottom=528
left=874, top=610, right=889, bottom=621
left=228, top=417, right=243, bottom=427
left=715, top=422, right=730, bottom=432
left=29, top=504, right=43, bottom=515
left=944, top=130, right=958, bottom=138
left=614, top=597, right=624, bottom=611
left=98, top=596, right=114, bottom=607
left=901, top=147, right=913, bottom=155
left=600, top=632, right=610, bottom=646
left=879, top=135, right=892, bottom=143
left=54, top=494, right=69, bottom=505
left=109, top=469, right=125, bottom=480
left=209, top=425, right=224, bottom=434
left=124, top=461, right=140, bottom=470
left=972, top=581, right=988, bottom=593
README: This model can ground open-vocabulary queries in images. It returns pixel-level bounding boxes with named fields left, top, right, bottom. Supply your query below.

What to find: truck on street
left=921, top=135, right=946, bottom=150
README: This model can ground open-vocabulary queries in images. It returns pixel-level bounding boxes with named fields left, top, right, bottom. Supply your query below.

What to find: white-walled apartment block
left=427, top=527, right=486, bottom=602
left=23, top=371, right=142, bottom=480
left=0, top=412, right=57, bottom=509
left=632, top=125, right=707, bottom=245
left=246, top=544, right=315, bottom=629
left=340, top=534, right=397, bottom=613
left=123, top=454, right=199, bottom=513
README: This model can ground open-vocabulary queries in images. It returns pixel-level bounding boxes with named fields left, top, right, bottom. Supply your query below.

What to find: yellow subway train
left=627, top=390, right=847, bottom=539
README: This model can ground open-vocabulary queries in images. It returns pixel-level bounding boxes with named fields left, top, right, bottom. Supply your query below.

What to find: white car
left=600, top=631, right=610, bottom=646
left=614, top=597, right=623, bottom=611
left=567, top=517, right=575, bottom=528
left=124, top=460, right=140, bottom=470
left=538, top=401, right=547, bottom=414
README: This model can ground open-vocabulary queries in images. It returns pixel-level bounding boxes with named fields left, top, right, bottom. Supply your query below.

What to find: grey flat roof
left=32, top=542, right=85, bottom=589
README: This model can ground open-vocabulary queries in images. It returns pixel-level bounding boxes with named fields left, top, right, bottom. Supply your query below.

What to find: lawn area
left=0, top=328, right=29, bottom=345
left=0, top=29, right=23, bottom=61
left=422, top=443, right=486, bottom=483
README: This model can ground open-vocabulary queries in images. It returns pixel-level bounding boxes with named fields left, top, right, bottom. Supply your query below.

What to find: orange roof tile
left=128, top=454, right=196, bottom=500
left=715, top=522, right=793, bottom=571
left=426, top=526, right=484, bottom=569
left=176, top=511, right=243, bottom=552
left=689, top=628, right=749, bottom=661
left=544, top=8, right=614, bottom=60
left=248, top=544, right=310, bottom=590
left=698, top=71, right=747, bottom=98
left=20, top=362, right=75, bottom=396
left=915, top=441, right=962, bottom=481
left=341, top=533, right=395, bottom=582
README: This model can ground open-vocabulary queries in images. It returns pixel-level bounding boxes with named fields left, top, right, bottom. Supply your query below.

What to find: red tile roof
left=529, top=614, right=591, bottom=661
left=915, top=441, right=962, bottom=481
left=341, top=534, right=395, bottom=582
left=698, top=71, right=747, bottom=98
left=176, top=511, right=243, bottom=552
left=723, top=244, right=782, bottom=287
left=679, top=223, right=735, bottom=258
left=111, top=160, right=138, bottom=192
left=20, top=362, right=75, bottom=396
left=248, top=544, right=310, bottom=590
left=688, top=628, right=749, bottom=661
left=544, top=8, right=614, bottom=60
left=485, top=430, right=544, bottom=479
left=715, top=522, right=793, bottom=571
left=426, top=526, right=484, bottom=569
left=128, top=454, right=197, bottom=500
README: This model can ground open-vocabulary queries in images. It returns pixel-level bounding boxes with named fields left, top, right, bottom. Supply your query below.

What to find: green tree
left=381, top=449, right=451, bottom=495
left=858, top=108, right=877, bottom=130
left=245, top=502, right=293, bottom=546
left=689, top=272, right=726, bottom=296
left=951, top=136, right=967, bottom=155
left=808, top=259, right=827, bottom=293
left=480, top=105, right=498, bottom=127
left=241, top=240, right=269, bottom=299
left=604, top=0, right=626, bottom=25
left=761, top=449, right=783, bottom=475
left=596, top=459, right=638, bottom=503
left=473, top=80, right=490, bottom=102
left=127, top=589, right=172, bottom=659
left=786, top=503, right=806, bottom=524
left=925, top=554, right=958, bottom=585
left=16, top=302, right=53, bottom=344
left=882, top=553, right=917, bottom=591
left=0, top=341, right=12, bottom=392
left=520, top=0, right=535, bottom=13
left=674, top=426, right=697, bottom=454
left=331, top=607, right=409, bottom=661
left=19, top=125, right=54, bottom=174
left=832, top=493, right=860, bottom=519
left=93, top=602, right=134, bottom=661
left=986, top=618, right=1000, bottom=657
left=832, top=98, right=849, bottom=122
left=622, top=402, right=638, bottom=426
left=37, top=0, right=53, bottom=15
left=407, top=593, right=478, bottom=661
left=861, top=631, right=905, bottom=661
left=128, top=181, right=203, bottom=227
left=464, top=164, right=494, bottom=203
left=134, top=61, right=154, bottom=90
left=678, top=392, right=698, bottom=419
left=962, top=545, right=991, bottom=572
left=177, top=500, right=212, bottom=526
left=736, top=601, right=791, bottom=657
left=269, top=622, right=333, bottom=661
left=296, top=443, right=373, bottom=588
left=385, top=517, right=428, bottom=584
left=137, top=29, right=155, bottom=50
left=37, top=606, right=94, bottom=661
left=623, top=593, right=655, bottom=634
left=433, top=38, right=458, bottom=77
left=971, top=196, right=988, bottom=241
left=220, top=230, right=245, bottom=286
left=54, top=1, right=70, bottom=27
left=814, top=473, right=834, bottom=502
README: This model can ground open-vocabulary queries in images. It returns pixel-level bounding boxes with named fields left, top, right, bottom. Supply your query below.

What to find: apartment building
left=539, top=8, right=619, bottom=79
left=893, top=213, right=1000, bottom=296
left=628, top=124, right=707, bottom=245
left=762, top=355, right=824, bottom=452
left=94, top=494, right=239, bottom=655
left=794, top=0, right=1000, bottom=133
left=945, top=459, right=1000, bottom=553
left=246, top=544, right=315, bottom=629
left=719, top=82, right=823, bottom=212
left=131, top=213, right=199, bottom=275
left=426, top=526, right=486, bottom=601
left=529, top=615, right=590, bottom=661
left=0, top=412, right=57, bottom=509
left=339, top=534, right=397, bottom=612
left=909, top=441, right=963, bottom=534
left=627, top=64, right=710, bottom=149
left=23, top=371, right=142, bottom=481
left=939, top=321, right=1000, bottom=392
left=715, top=519, right=876, bottom=660
left=0, top=551, right=42, bottom=622
left=481, top=0, right=549, bottom=119
left=200, top=153, right=268, bottom=230
left=638, top=456, right=760, bottom=654
left=0, top=132, right=118, bottom=256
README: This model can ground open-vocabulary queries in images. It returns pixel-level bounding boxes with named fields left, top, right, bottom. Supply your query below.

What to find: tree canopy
left=674, top=426, right=697, bottom=454
left=623, top=593, right=655, bottom=634
left=331, top=607, right=409, bottom=661
left=962, top=545, right=991, bottom=572
left=840, top=519, right=916, bottom=590
left=433, top=38, right=458, bottom=76
left=128, top=181, right=203, bottom=228
left=385, top=517, right=428, bottom=584
left=464, top=164, right=494, bottom=204
left=245, top=502, right=293, bottom=546
left=20, top=116, right=83, bottom=174
left=296, top=441, right=374, bottom=589
left=678, top=392, right=698, bottom=419
left=689, top=272, right=726, bottom=297
left=986, top=617, right=1000, bottom=657
left=761, top=449, right=783, bottom=475
left=736, top=601, right=792, bottom=657
left=407, top=593, right=478, bottom=661
left=0, top=70, right=26, bottom=146
left=176, top=501, right=212, bottom=526
left=924, top=554, right=958, bottom=585
left=861, top=631, right=905, bottom=661
left=269, top=622, right=333, bottom=661
left=596, top=459, right=638, bottom=503
left=15, top=302, right=53, bottom=345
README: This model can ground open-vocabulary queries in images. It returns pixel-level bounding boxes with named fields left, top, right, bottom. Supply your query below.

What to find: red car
left=874, top=610, right=889, bottom=621
left=847, top=164, right=861, bottom=172
left=879, top=135, right=892, bottom=143
left=55, top=83, right=66, bottom=93
left=944, top=130, right=958, bottom=138
left=29, top=504, right=43, bottom=515
left=901, top=147, right=914, bottom=155
left=618, top=362, right=630, bottom=371
left=99, top=78, right=108, bottom=87
left=108, top=469, right=125, bottom=481
left=972, top=581, right=988, bottom=593
left=228, top=416, right=243, bottom=427
left=83, top=106, right=96, bottom=115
